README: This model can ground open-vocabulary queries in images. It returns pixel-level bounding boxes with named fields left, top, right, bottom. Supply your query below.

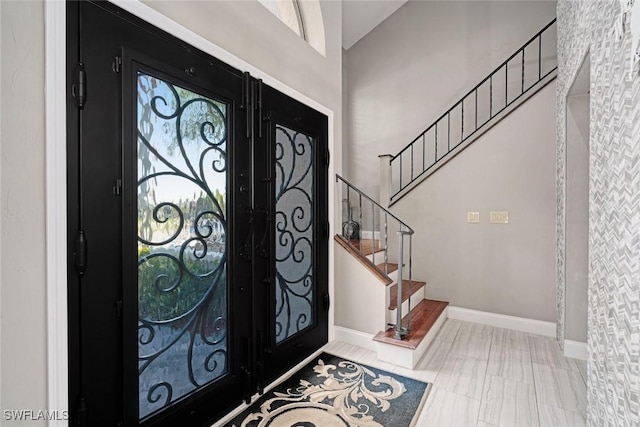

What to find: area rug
left=226, top=352, right=431, bottom=427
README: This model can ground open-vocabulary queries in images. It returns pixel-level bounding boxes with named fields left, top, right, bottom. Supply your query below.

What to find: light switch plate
left=467, top=211, right=480, bottom=223
left=490, top=211, right=509, bottom=224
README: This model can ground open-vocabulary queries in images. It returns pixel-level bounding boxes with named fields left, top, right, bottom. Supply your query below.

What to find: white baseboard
left=333, top=326, right=376, bottom=352
left=447, top=306, right=556, bottom=337
left=564, top=339, right=587, bottom=360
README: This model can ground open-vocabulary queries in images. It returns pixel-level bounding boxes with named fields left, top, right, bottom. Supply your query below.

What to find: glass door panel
left=275, top=125, right=315, bottom=343
left=135, top=71, right=229, bottom=419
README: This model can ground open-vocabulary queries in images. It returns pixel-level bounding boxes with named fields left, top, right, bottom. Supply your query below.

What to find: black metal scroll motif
left=275, top=125, right=314, bottom=344
left=136, top=72, right=228, bottom=419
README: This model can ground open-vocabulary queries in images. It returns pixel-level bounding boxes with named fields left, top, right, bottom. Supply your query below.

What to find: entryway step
left=388, top=279, right=426, bottom=310
left=374, top=299, right=448, bottom=349
left=373, top=299, right=449, bottom=369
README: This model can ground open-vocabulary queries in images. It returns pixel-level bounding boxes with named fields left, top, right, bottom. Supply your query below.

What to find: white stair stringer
left=334, top=239, right=393, bottom=335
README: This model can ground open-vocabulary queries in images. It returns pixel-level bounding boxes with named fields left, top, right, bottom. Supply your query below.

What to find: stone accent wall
left=557, top=1, right=640, bottom=425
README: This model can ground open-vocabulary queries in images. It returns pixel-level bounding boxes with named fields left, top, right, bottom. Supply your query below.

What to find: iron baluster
left=538, top=33, right=542, bottom=79
left=371, top=202, right=376, bottom=266
left=384, top=213, right=388, bottom=275
left=410, top=144, right=414, bottom=180
left=435, top=125, right=438, bottom=161
left=447, top=112, right=450, bottom=152
left=505, top=62, right=508, bottom=107
left=358, top=194, right=363, bottom=256
left=490, top=75, right=493, bottom=118
left=521, top=49, right=525, bottom=93
left=475, top=89, right=478, bottom=131
left=461, top=100, right=464, bottom=142
left=399, top=156, right=403, bottom=190
left=395, top=232, right=404, bottom=339
left=408, top=233, right=413, bottom=333
left=422, top=133, right=425, bottom=173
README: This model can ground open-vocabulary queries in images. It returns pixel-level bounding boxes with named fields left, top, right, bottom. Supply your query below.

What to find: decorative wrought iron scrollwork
left=136, top=72, right=228, bottom=419
left=274, top=125, right=314, bottom=343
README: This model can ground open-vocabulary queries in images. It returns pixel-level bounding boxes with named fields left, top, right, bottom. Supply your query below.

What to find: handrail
left=390, top=18, right=557, bottom=201
left=336, top=175, right=414, bottom=234
left=336, top=174, right=413, bottom=340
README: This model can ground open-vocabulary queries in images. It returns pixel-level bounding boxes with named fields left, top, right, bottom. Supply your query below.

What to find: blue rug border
left=224, top=351, right=433, bottom=427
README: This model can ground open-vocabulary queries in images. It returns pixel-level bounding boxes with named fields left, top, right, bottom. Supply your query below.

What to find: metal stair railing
left=390, top=18, right=557, bottom=203
left=337, top=174, right=414, bottom=339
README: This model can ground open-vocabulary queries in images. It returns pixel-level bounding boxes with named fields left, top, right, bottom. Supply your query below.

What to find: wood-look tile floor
left=325, top=319, right=587, bottom=427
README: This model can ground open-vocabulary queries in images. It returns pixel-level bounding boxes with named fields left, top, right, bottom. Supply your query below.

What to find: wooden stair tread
left=388, top=279, right=426, bottom=310
left=373, top=299, right=449, bottom=349
left=376, top=263, right=398, bottom=274
left=334, top=235, right=392, bottom=285
left=349, top=238, right=383, bottom=256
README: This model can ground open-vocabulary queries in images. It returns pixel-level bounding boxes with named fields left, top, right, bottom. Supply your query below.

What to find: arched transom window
left=257, top=0, right=326, bottom=56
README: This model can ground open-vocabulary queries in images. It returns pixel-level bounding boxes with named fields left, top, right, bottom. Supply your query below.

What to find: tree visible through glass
left=136, top=72, right=228, bottom=419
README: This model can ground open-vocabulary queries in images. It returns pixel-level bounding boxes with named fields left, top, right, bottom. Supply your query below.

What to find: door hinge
left=324, top=149, right=330, bottom=168
left=323, top=293, right=330, bottom=311
left=112, top=55, right=122, bottom=74
left=113, top=179, right=122, bottom=196
left=114, top=300, right=123, bottom=318
left=72, top=62, right=87, bottom=109
left=75, top=229, right=88, bottom=276
left=256, top=79, right=263, bottom=138
left=240, top=71, right=249, bottom=111
left=323, top=221, right=330, bottom=239
left=242, top=72, right=252, bottom=139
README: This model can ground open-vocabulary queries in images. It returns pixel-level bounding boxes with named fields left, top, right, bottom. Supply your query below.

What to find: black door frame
left=66, top=1, right=330, bottom=426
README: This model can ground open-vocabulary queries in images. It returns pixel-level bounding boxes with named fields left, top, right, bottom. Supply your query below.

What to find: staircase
left=336, top=175, right=448, bottom=368
left=334, top=20, right=558, bottom=369
left=387, top=18, right=557, bottom=205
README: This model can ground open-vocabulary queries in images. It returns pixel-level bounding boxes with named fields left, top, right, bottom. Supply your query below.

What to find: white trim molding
left=45, top=0, right=69, bottom=425
left=563, top=339, right=587, bottom=361
left=447, top=306, right=556, bottom=337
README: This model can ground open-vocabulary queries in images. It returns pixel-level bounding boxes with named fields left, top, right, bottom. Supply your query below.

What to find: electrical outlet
left=490, top=211, right=509, bottom=224
left=467, top=211, right=480, bottom=223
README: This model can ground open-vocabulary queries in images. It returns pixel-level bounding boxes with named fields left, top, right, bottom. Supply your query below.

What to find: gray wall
left=1, top=0, right=48, bottom=422
left=0, top=0, right=341, bottom=420
left=344, top=1, right=558, bottom=321
left=557, top=1, right=640, bottom=425
left=345, top=1, right=557, bottom=197
left=391, top=84, right=557, bottom=321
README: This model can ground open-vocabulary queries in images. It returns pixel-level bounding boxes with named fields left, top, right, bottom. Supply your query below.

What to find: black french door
left=66, top=2, right=328, bottom=426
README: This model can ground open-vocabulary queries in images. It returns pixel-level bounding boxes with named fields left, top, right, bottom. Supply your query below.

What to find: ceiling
left=342, top=0, right=408, bottom=50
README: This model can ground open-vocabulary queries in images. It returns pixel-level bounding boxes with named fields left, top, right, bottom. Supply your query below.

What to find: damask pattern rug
left=226, top=353, right=431, bottom=427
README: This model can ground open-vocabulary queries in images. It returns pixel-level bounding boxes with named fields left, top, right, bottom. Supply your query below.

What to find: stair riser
left=365, top=250, right=386, bottom=264
left=376, top=306, right=448, bottom=369
left=386, top=286, right=425, bottom=324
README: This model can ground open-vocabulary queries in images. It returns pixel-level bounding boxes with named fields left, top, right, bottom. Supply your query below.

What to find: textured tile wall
left=557, top=1, right=640, bottom=425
